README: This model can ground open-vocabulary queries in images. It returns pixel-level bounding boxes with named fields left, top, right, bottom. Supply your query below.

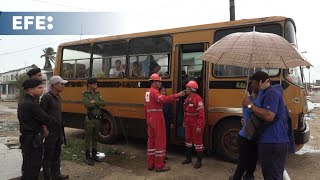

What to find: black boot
left=194, top=151, right=203, bottom=169
left=52, top=160, right=69, bottom=179
left=181, top=147, right=192, bottom=165
left=84, top=150, right=94, bottom=166
left=42, top=161, right=51, bottom=180
left=92, top=149, right=102, bottom=162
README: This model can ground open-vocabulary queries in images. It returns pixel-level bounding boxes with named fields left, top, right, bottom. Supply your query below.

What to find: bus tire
left=99, top=113, right=118, bottom=144
left=213, top=117, right=241, bottom=163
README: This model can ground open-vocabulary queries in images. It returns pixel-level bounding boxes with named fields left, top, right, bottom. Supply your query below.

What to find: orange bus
left=55, top=16, right=310, bottom=162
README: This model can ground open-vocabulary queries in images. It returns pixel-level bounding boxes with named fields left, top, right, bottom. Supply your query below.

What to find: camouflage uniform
left=82, top=90, right=106, bottom=164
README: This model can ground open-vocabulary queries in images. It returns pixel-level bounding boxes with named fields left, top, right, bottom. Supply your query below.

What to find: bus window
left=61, top=45, right=91, bottom=79
left=129, top=36, right=172, bottom=78
left=213, top=65, right=279, bottom=77
left=182, top=52, right=203, bottom=78
left=92, top=57, right=126, bottom=78
left=92, top=41, right=128, bottom=78
left=129, top=54, right=170, bottom=78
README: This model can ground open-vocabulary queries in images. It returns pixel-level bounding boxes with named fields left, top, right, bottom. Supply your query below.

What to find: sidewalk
left=0, top=137, right=22, bottom=180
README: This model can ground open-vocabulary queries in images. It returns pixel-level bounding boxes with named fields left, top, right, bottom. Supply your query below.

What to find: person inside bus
left=160, top=86, right=174, bottom=161
left=149, top=62, right=161, bottom=76
left=109, top=60, right=125, bottom=78
left=242, top=71, right=290, bottom=180
left=130, top=61, right=141, bottom=78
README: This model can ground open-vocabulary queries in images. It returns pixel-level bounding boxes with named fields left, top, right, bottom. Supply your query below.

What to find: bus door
left=175, top=43, right=207, bottom=140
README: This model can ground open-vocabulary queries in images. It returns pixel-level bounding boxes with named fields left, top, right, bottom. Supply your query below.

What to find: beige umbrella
left=199, top=31, right=312, bottom=69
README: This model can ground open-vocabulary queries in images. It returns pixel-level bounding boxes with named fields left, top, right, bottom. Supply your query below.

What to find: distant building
left=0, top=66, right=53, bottom=101
left=316, top=80, right=320, bottom=86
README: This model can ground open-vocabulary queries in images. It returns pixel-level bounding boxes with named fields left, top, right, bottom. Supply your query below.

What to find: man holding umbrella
left=242, top=71, right=289, bottom=180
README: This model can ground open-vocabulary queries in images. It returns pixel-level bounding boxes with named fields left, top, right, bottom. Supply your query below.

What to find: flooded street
left=1, top=92, right=320, bottom=179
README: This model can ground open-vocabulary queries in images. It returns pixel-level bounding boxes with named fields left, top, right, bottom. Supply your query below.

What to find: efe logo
left=12, top=16, right=53, bottom=30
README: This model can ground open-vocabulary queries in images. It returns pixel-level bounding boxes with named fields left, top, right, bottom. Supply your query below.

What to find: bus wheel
left=214, top=117, right=241, bottom=163
left=99, top=114, right=117, bottom=144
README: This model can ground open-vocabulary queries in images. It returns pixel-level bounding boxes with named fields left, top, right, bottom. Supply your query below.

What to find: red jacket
left=184, top=93, right=205, bottom=128
left=144, top=86, right=178, bottom=119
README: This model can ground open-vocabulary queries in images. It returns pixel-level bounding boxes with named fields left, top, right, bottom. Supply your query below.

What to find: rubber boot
left=156, top=166, right=171, bottom=172
left=194, top=151, right=203, bottom=169
left=92, top=149, right=102, bottom=162
left=181, top=147, right=192, bottom=165
left=84, top=150, right=94, bottom=166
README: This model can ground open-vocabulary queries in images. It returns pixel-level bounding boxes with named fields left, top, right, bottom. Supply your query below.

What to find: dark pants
left=21, top=134, right=43, bottom=180
left=232, top=135, right=258, bottom=180
left=43, top=130, right=63, bottom=180
left=258, top=143, right=288, bottom=180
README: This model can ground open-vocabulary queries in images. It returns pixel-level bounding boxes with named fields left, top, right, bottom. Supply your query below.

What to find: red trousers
left=147, top=114, right=166, bottom=169
left=185, top=125, right=204, bottom=152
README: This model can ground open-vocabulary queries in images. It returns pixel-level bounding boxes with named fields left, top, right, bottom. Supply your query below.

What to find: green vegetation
left=60, top=138, right=123, bottom=163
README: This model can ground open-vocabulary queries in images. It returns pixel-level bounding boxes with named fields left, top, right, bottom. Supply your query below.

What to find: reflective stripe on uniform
left=194, top=144, right=204, bottom=150
left=147, top=109, right=163, bottom=112
left=196, top=107, right=204, bottom=111
left=186, top=142, right=193, bottom=147
left=157, top=95, right=163, bottom=102
left=185, top=112, right=198, bottom=116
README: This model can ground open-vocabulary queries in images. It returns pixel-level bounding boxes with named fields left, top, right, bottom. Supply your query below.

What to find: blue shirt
left=258, top=86, right=289, bottom=143
left=239, top=90, right=264, bottom=137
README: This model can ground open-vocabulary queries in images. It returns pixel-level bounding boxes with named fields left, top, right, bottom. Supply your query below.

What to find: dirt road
left=1, top=92, right=320, bottom=180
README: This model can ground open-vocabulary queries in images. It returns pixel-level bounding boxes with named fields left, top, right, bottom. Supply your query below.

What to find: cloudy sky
left=0, top=0, right=318, bottom=82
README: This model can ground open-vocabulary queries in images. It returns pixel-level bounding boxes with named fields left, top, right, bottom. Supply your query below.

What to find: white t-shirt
left=109, top=68, right=124, bottom=77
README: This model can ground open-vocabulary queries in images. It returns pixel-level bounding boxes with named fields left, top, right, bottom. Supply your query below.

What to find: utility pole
left=230, top=0, right=235, bottom=21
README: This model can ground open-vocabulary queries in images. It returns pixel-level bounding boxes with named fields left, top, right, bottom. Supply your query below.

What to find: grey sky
left=0, top=0, right=318, bottom=82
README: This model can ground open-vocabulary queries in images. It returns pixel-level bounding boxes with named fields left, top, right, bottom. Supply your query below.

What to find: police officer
left=19, top=67, right=43, bottom=102
left=82, top=78, right=106, bottom=166
left=18, top=78, right=53, bottom=180
left=40, top=76, right=69, bottom=179
left=181, top=80, right=205, bottom=169
left=27, top=67, right=43, bottom=80
left=145, top=73, right=185, bottom=172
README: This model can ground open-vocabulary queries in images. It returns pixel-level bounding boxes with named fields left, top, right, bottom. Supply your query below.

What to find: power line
left=0, top=36, right=78, bottom=56
left=32, top=0, right=94, bottom=11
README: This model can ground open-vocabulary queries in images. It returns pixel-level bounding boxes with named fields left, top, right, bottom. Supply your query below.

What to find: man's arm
left=40, top=94, right=50, bottom=113
left=82, top=93, right=96, bottom=109
left=250, top=104, right=275, bottom=122
left=95, top=94, right=107, bottom=107
left=152, top=90, right=185, bottom=104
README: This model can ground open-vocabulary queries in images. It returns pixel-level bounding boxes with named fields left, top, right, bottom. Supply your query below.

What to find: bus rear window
left=61, top=45, right=91, bottom=79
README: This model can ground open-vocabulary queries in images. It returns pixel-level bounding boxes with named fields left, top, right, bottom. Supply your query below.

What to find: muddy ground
left=1, top=93, right=320, bottom=180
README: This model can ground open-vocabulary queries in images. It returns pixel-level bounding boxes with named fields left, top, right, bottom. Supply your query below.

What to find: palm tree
left=41, top=47, right=56, bottom=70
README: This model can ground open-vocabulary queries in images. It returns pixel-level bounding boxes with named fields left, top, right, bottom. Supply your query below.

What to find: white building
left=0, top=66, right=53, bottom=101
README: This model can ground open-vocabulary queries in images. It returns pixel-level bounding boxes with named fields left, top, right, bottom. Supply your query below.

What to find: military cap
left=22, top=78, right=43, bottom=89
left=27, top=68, right=41, bottom=77
left=87, top=78, right=97, bottom=84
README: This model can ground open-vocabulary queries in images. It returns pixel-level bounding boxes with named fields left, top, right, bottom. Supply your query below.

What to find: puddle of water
left=314, top=103, right=320, bottom=108
left=0, top=121, right=19, bottom=131
left=296, top=145, right=320, bottom=155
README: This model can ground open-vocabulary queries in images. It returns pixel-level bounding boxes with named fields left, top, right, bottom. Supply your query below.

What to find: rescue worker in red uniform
left=181, top=80, right=205, bottom=169
left=145, top=73, right=185, bottom=172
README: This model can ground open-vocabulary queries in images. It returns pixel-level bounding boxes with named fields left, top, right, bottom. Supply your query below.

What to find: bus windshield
left=285, top=67, right=303, bottom=87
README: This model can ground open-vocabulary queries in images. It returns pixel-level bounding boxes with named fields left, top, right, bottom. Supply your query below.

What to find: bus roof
left=59, top=16, right=288, bottom=47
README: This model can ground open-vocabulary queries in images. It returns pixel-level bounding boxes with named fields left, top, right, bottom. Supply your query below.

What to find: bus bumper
left=294, top=123, right=310, bottom=144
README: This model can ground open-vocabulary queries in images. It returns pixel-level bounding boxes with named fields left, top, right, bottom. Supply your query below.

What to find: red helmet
left=186, top=80, right=198, bottom=89
left=149, top=73, right=161, bottom=81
